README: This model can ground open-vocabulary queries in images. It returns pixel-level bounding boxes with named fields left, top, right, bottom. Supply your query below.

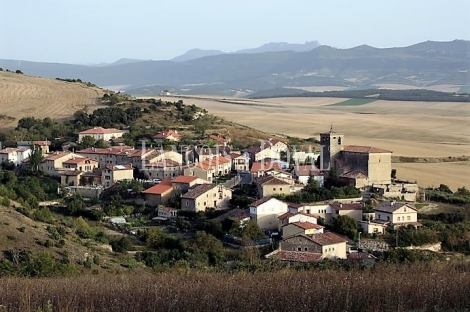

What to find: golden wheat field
left=157, top=95, right=470, bottom=189
left=0, top=71, right=104, bottom=127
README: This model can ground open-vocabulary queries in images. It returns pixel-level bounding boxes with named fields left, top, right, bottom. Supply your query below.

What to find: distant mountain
left=1, top=40, right=468, bottom=96
left=107, top=58, right=148, bottom=66
left=236, top=41, right=320, bottom=54
left=172, top=49, right=225, bottom=62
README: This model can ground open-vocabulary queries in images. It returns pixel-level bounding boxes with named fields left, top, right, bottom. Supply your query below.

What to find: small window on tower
left=338, top=137, right=342, bottom=145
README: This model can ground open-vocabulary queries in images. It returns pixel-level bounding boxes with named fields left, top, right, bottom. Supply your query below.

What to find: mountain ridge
left=1, top=40, right=468, bottom=95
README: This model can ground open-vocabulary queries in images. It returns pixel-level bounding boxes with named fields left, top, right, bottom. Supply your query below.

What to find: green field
left=329, top=98, right=377, bottom=106
left=458, top=86, right=470, bottom=94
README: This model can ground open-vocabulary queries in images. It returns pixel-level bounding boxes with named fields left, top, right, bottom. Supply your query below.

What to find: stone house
left=183, top=162, right=214, bottom=182
left=278, top=212, right=318, bottom=232
left=171, top=175, right=207, bottom=195
left=330, top=202, right=364, bottom=222
left=250, top=161, right=283, bottom=178
left=63, top=157, right=98, bottom=172
left=181, top=184, right=232, bottom=212
left=143, top=179, right=174, bottom=206
left=77, top=146, right=134, bottom=168
left=266, top=232, right=348, bottom=262
left=249, top=197, right=288, bottom=231
left=39, top=151, right=85, bottom=177
left=282, top=222, right=324, bottom=237
left=260, top=139, right=288, bottom=154
left=254, top=175, right=291, bottom=198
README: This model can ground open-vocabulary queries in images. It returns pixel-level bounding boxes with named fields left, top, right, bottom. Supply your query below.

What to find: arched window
left=338, top=137, right=342, bottom=145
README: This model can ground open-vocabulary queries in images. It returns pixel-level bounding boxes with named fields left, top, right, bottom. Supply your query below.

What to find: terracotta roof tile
left=181, top=184, right=217, bottom=199
left=293, top=165, right=322, bottom=176
left=79, top=127, right=125, bottom=135
left=172, top=175, right=198, bottom=184
left=250, top=161, right=283, bottom=173
left=250, top=196, right=278, bottom=207
left=143, top=182, right=174, bottom=195
left=255, top=175, right=290, bottom=186
left=307, top=232, right=348, bottom=246
left=291, top=222, right=324, bottom=230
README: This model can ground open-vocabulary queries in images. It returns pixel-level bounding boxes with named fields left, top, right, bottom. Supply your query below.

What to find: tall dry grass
left=0, top=262, right=469, bottom=312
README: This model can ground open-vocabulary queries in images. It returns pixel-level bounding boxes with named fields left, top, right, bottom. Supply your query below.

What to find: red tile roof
left=307, top=232, right=348, bottom=246
left=143, top=182, right=173, bottom=195
left=77, top=146, right=134, bottom=155
left=343, top=145, right=392, bottom=154
left=181, top=184, right=217, bottom=199
left=255, top=175, right=290, bottom=186
left=251, top=161, right=283, bottom=173
left=250, top=196, right=279, bottom=207
left=278, top=212, right=295, bottom=220
left=172, top=175, right=198, bottom=184
left=145, top=159, right=181, bottom=168
left=291, top=222, right=324, bottom=230
left=44, top=151, right=77, bottom=161
left=79, top=127, right=125, bottom=135
left=63, top=157, right=97, bottom=165
left=154, top=130, right=181, bottom=140
left=293, top=165, right=322, bottom=176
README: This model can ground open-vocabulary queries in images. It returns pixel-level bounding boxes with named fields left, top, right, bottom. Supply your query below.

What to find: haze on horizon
left=1, top=0, right=469, bottom=65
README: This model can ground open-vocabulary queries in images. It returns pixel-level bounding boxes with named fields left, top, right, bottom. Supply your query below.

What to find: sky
left=1, top=0, right=469, bottom=64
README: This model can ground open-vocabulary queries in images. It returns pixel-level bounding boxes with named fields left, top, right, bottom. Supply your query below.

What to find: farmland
left=154, top=95, right=470, bottom=189
left=0, top=71, right=104, bottom=128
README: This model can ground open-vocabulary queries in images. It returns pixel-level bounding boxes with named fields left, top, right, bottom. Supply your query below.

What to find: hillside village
left=0, top=98, right=450, bottom=267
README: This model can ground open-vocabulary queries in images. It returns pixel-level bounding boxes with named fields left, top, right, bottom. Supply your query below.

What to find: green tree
left=332, top=215, right=361, bottom=240
left=80, top=135, right=96, bottom=148
left=28, top=145, right=43, bottom=174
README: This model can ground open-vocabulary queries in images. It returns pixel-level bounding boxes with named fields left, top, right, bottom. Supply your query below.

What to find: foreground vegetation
left=0, top=262, right=469, bottom=312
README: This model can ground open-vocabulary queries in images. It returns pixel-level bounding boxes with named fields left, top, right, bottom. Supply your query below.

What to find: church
left=320, top=128, right=392, bottom=188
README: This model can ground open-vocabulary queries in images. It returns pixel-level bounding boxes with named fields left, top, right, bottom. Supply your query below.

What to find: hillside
left=0, top=71, right=104, bottom=128
left=0, top=199, right=125, bottom=275
left=1, top=40, right=468, bottom=95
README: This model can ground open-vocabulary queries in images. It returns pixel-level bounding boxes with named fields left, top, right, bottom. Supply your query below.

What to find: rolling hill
left=1, top=40, right=468, bottom=96
left=0, top=71, right=104, bottom=128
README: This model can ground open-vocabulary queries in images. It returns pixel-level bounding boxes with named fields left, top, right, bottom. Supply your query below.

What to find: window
left=304, top=247, right=308, bottom=252
left=387, top=216, right=390, bottom=221
left=297, top=247, right=301, bottom=251
left=397, top=217, right=400, bottom=221
left=407, top=216, right=411, bottom=221
left=273, top=188, right=276, bottom=191
left=280, top=188, right=283, bottom=191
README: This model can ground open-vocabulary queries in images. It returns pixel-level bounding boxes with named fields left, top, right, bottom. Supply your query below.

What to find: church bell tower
left=319, top=126, right=344, bottom=171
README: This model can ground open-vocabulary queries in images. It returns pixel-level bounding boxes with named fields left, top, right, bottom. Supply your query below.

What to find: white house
left=249, top=197, right=288, bottom=231
left=0, top=147, right=31, bottom=166
left=78, top=127, right=127, bottom=143
left=292, top=165, right=324, bottom=186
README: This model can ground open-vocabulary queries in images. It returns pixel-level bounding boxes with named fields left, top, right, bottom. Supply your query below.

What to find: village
left=0, top=120, right=433, bottom=265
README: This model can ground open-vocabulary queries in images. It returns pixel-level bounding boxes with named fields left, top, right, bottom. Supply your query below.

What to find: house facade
left=181, top=184, right=232, bottom=212
left=143, top=179, right=174, bottom=206
left=78, top=127, right=126, bottom=143
left=330, top=202, right=364, bottom=221
left=374, top=201, right=418, bottom=228
left=39, top=152, right=85, bottom=177
left=101, top=164, right=134, bottom=187
left=278, top=212, right=318, bottom=231
left=249, top=197, right=288, bottom=231
left=171, top=175, right=207, bottom=195
left=230, top=152, right=250, bottom=171
left=154, top=130, right=181, bottom=143
left=0, top=147, right=31, bottom=166
left=77, top=146, right=134, bottom=168
left=254, top=175, right=291, bottom=198
left=292, top=165, right=324, bottom=186
left=282, top=222, right=324, bottom=237
left=143, top=160, right=183, bottom=180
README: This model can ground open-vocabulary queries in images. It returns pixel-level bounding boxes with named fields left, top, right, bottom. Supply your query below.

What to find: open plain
left=156, top=95, right=470, bottom=190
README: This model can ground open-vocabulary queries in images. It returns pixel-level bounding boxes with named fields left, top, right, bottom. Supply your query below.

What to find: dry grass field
left=156, top=95, right=470, bottom=189
left=0, top=71, right=104, bottom=128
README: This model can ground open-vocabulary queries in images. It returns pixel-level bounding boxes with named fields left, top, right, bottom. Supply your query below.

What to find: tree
left=28, top=145, right=43, bottom=174
left=80, top=136, right=96, bottom=149
left=195, top=120, right=209, bottom=136
left=332, top=215, right=361, bottom=240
